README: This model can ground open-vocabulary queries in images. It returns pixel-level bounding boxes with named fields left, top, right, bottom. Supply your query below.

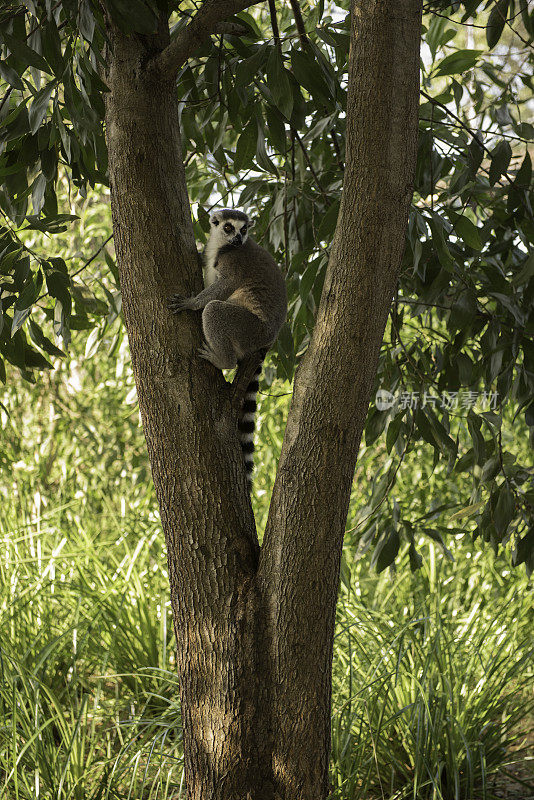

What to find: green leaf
left=24, top=214, right=78, bottom=233
left=0, top=60, right=24, bottom=90
left=265, top=106, right=286, bottom=154
left=24, top=343, right=52, bottom=369
left=266, top=50, right=293, bottom=121
left=480, top=455, right=500, bottom=483
left=11, top=306, right=32, bottom=335
left=408, top=541, right=423, bottom=571
left=467, top=137, right=484, bottom=177
left=299, top=262, right=317, bottom=301
left=449, top=501, right=485, bottom=521
left=290, top=48, right=332, bottom=103
left=53, top=299, right=70, bottom=347
left=235, top=11, right=263, bottom=38
left=416, top=409, right=439, bottom=451
left=386, top=413, right=403, bottom=454
left=0, top=30, right=52, bottom=74
left=493, top=483, right=515, bottom=535
left=488, top=140, right=512, bottom=186
left=32, top=173, right=47, bottom=215
left=255, top=122, right=278, bottom=174
left=519, top=0, right=534, bottom=37
left=427, top=16, right=453, bottom=60
left=486, top=0, right=509, bottom=49
left=317, top=201, right=340, bottom=243
left=371, top=528, right=400, bottom=573
left=29, top=82, right=55, bottom=135
left=435, top=50, right=482, bottom=76
left=13, top=270, right=43, bottom=330
left=514, top=151, right=532, bottom=188
left=234, top=121, right=257, bottom=172
left=514, top=121, right=534, bottom=140
left=365, top=408, right=389, bottom=446
left=77, top=0, right=96, bottom=43
left=46, top=269, right=71, bottom=311
left=234, top=46, right=267, bottom=90
left=28, top=318, right=65, bottom=357
left=426, top=408, right=456, bottom=455
left=449, top=290, right=477, bottom=330
left=512, top=526, right=534, bottom=574
left=429, top=216, right=454, bottom=272
left=467, top=412, right=485, bottom=465
left=41, top=15, right=64, bottom=76
left=511, top=254, right=534, bottom=286
left=453, top=214, right=482, bottom=250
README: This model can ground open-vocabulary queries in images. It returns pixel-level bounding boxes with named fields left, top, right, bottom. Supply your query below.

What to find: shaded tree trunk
left=102, top=1, right=422, bottom=798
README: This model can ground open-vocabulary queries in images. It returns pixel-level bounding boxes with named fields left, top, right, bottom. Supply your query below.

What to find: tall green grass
left=332, top=545, right=533, bottom=799
left=1, top=489, right=531, bottom=799
left=0, top=360, right=532, bottom=799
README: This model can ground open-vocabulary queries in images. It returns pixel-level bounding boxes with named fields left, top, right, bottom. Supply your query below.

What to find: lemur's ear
left=247, top=218, right=255, bottom=229
left=211, top=215, right=220, bottom=226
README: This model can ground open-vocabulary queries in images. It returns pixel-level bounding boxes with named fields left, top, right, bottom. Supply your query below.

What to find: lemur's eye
left=224, top=223, right=233, bottom=233
left=241, top=226, right=247, bottom=234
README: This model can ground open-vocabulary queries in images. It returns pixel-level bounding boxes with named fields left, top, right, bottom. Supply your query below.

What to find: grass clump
left=331, top=541, right=533, bottom=799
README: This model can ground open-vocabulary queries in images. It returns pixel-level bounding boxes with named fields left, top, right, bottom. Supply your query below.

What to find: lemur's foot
left=198, top=345, right=235, bottom=370
left=197, top=344, right=221, bottom=368
left=169, top=295, right=192, bottom=314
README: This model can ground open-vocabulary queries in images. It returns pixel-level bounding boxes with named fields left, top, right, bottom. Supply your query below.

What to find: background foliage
left=1, top=0, right=533, bottom=571
left=0, top=0, right=533, bottom=797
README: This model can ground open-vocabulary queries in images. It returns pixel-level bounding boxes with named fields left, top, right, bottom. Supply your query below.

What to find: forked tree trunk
left=103, top=1, right=422, bottom=798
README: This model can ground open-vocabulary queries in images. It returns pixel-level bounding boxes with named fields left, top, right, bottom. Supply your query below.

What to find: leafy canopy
left=0, top=0, right=533, bottom=571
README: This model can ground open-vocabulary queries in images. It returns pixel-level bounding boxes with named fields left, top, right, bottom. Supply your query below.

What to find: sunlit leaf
left=435, top=50, right=482, bottom=76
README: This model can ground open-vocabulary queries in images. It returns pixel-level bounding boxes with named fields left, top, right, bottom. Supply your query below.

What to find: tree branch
left=257, top=1, right=423, bottom=794
left=268, top=0, right=281, bottom=53
left=288, top=0, right=308, bottom=47
left=154, top=0, right=257, bottom=77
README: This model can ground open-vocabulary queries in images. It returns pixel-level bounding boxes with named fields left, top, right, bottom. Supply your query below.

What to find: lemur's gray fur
left=169, top=208, right=287, bottom=485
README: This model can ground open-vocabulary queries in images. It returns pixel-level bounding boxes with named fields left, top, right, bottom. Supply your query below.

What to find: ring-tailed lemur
left=169, top=208, right=287, bottom=487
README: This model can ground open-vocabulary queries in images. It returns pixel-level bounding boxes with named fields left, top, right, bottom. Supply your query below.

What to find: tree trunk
left=103, top=21, right=272, bottom=800
left=102, top=0, right=422, bottom=798
left=259, top=2, right=423, bottom=795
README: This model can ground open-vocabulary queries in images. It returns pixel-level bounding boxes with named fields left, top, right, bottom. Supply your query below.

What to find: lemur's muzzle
left=231, top=233, right=242, bottom=246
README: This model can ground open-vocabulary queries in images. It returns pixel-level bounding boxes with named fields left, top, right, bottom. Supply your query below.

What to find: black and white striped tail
left=238, top=362, right=263, bottom=489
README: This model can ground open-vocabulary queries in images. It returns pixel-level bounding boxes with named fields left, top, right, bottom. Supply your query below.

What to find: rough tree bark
left=102, top=1, right=422, bottom=798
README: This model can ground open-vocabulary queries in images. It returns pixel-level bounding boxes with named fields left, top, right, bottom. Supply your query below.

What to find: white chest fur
left=204, top=262, right=219, bottom=287
left=204, top=231, right=223, bottom=287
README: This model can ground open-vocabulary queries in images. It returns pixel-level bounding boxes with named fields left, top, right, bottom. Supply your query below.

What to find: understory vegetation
left=1, top=351, right=532, bottom=799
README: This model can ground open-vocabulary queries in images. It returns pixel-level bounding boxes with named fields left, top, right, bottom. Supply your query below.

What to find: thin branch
left=292, top=127, right=329, bottom=198
left=424, top=94, right=534, bottom=223
left=419, top=118, right=532, bottom=144
left=288, top=0, right=309, bottom=47
left=71, top=234, right=114, bottom=278
left=153, top=0, right=257, bottom=78
left=493, top=0, right=531, bottom=47
left=423, top=5, right=527, bottom=29
left=268, top=0, right=282, bottom=53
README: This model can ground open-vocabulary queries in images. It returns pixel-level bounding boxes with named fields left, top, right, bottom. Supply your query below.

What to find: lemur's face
left=210, top=210, right=253, bottom=248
